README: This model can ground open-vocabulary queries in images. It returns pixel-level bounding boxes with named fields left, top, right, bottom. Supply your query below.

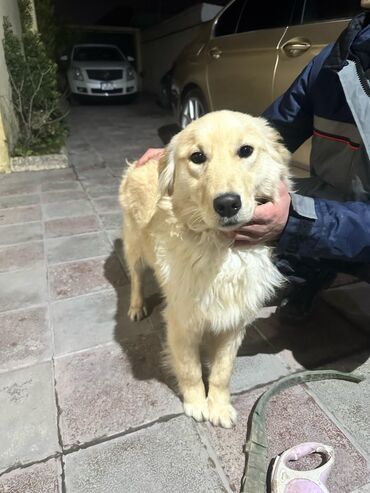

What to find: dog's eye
left=190, top=152, right=207, bottom=164
left=238, top=145, right=254, bottom=158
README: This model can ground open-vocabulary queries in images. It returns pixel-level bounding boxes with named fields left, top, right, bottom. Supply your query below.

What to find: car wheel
left=180, top=89, right=208, bottom=129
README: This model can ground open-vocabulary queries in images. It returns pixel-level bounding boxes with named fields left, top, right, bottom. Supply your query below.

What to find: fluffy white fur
left=119, top=110, right=291, bottom=428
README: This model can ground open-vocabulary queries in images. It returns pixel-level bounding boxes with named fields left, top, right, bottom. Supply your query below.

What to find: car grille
left=87, top=70, right=123, bottom=81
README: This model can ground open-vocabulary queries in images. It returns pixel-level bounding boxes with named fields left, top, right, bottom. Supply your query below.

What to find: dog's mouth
left=218, top=218, right=244, bottom=231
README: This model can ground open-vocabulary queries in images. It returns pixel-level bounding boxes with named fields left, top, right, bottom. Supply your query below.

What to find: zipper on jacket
left=353, top=55, right=370, bottom=97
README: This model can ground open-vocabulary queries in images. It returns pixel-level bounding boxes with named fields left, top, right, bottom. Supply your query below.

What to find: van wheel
left=180, top=89, right=208, bottom=129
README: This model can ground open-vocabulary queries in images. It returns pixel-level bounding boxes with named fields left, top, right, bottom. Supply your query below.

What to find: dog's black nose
left=213, top=194, right=241, bottom=218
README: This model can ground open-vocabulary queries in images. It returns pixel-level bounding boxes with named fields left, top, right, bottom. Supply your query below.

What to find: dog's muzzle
left=213, top=193, right=241, bottom=218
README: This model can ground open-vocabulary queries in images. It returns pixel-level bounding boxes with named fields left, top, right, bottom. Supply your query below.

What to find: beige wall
left=141, top=3, right=221, bottom=96
left=0, top=0, right=37, bottom=171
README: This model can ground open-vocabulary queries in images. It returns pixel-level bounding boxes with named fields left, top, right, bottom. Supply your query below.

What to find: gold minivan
left=171, top=0, right=362, bottom=169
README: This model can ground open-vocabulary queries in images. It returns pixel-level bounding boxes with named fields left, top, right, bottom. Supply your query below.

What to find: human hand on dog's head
left=226, top=181, right=291, bottom=244
left=136, top=148, right=164, bottom=167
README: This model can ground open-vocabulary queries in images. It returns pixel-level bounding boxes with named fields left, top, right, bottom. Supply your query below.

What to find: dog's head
left=158, top=110, right=291, bottom=232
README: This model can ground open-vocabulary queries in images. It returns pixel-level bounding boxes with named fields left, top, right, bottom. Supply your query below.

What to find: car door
left=205, top=0, right=296, bottom=116
left=273, top=0, right=362, bottom=168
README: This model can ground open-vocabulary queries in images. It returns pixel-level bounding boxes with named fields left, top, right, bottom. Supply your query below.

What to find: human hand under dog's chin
left=226, top=182, right=291, bottom=245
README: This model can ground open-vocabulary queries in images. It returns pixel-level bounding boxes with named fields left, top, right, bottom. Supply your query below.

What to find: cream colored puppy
left=119, top=110, right=291, bottom=428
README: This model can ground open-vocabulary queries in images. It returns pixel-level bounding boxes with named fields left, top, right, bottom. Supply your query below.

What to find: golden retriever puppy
left=119, top=110, right=291, bottom=428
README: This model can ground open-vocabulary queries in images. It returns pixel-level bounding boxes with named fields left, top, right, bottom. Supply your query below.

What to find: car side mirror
left=60, top=55, right=68, bottom=62
left=128, top=56, right=135, bottom=62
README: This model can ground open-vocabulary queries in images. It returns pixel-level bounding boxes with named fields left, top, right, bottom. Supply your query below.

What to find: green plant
left=2, top=0, right=68, bottom=156
left=34, top=0, right=57, bottom=61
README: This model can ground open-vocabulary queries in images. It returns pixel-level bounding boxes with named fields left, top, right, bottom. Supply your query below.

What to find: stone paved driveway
left=0, top=95, right=369, bottom=492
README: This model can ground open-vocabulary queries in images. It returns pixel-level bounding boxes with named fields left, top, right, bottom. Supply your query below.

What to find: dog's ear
left=158, top=134, right=178, bottom=196
left=260, top=119, right=291, bottom=166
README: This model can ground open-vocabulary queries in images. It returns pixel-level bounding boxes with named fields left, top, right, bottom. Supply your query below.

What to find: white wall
left=141, top=3, right=221, bottom=95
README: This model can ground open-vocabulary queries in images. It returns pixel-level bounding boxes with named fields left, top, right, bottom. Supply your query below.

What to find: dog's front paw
left=207, top=399, right=237, bottom=428
left=128, top=304, right=148, bottom=321
left=183, top=398, right=209, bottom=422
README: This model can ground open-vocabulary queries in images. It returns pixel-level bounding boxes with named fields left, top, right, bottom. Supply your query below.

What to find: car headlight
left=126, top=68, right=135, bottom=81
left=73, top=68, right=84, bottom=81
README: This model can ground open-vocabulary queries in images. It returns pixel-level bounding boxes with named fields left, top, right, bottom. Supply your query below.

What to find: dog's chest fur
left=153, top=226, right=283, bottom=333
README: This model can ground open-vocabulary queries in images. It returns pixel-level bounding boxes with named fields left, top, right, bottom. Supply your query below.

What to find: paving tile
left=0, top=222, right=43, bottom=246
left=0, top=205, right=41, bottom=226
left=231, top=327, right=289, bottom=393
left=51, top=281, right=155, bottom=355
left=42, top=199, right=94, bottom=220
left=309, top=352, right=370, bottom=457
left=108, top=165, right=125, bottom=177
left=0, top=241, right=44, bottom=273
left=322, top=283, right=370, bottom=333
left=0, top=193, right=40, bottom=209
left=0, top=173, right=39, bottom=186
left=49, top=254, right=128, bottom=300
left=0, top=458, right=61, bottom=493
left=55, top=342, right=182, bottom=447
left=253, top=300, right=368, bottom=370
left=82, top=176, right=118, bottom=190
left=92, top=196, right=120, bottom=213
left=85, top=182, right=120, bottom=198
left=105, top=234, right=125, bottom=272
left=64, top=416, right=228, bottom=493
left=41, top=180, right=82, bottom=192
left=0, top=264, right=47, bottom=312
left=46, top=232, right=110, bottom=264
left=99, top=212, right=122, bottom=229
left=41, top=189, right=86, bottom=203
left=0, top=306, right=52, bottom=372
left=77, top=168, right=113, bottom=182
left=0, top=182, right=40, bottom=197
left=44, top=215, right=100, bottom=238
left=106, top=229, right=122, bottom=246
left=204, top=385, right=369, bottom=493
left=0, top=362, right=60, bottom=472
left=37, top=169, right=76, bottom=183
left=71, top=162, right=106, bottom=172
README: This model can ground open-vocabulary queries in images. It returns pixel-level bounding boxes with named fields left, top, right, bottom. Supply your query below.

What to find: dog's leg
left=165, top=312, right=208, bottom=422
left=206, top=329, right=244, bottom=428
left=124, top=239, right=147, bottom=322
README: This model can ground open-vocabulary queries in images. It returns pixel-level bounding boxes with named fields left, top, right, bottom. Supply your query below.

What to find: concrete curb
left=10, top=147, right=69, bottom=172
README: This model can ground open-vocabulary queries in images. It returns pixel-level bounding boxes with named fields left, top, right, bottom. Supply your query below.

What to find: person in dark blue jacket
left=233, top=11, right=370, bottom=319
left=138, top=12, right=370, bottom=319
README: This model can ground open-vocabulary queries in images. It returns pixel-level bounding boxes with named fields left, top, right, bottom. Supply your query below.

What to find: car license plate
left=101, top=82, right=113, bottom=91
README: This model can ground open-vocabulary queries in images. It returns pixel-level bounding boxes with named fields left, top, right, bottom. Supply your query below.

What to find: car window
left=237, top=0, right=296, bottom=32
left=214, top=0, right=245, bottom=37
left=301, top=0, right=361, bottom=24
left=73, top=46, right=124, bottom=62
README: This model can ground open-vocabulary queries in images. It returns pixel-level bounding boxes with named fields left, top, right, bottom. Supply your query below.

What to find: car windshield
left=73, top=46, right=124, bottom=62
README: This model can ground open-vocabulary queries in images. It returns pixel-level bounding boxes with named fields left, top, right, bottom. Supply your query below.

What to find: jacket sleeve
left=277, top=194, right=370, bottom=263
left=262, top=45, right=332, bottom=153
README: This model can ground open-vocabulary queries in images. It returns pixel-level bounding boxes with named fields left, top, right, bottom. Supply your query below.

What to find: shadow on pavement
left=105, top=240, right=370, bottom=388
left=239, top=297, right=370, bottom=372
left=104, top=241, right=175, bottom=388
